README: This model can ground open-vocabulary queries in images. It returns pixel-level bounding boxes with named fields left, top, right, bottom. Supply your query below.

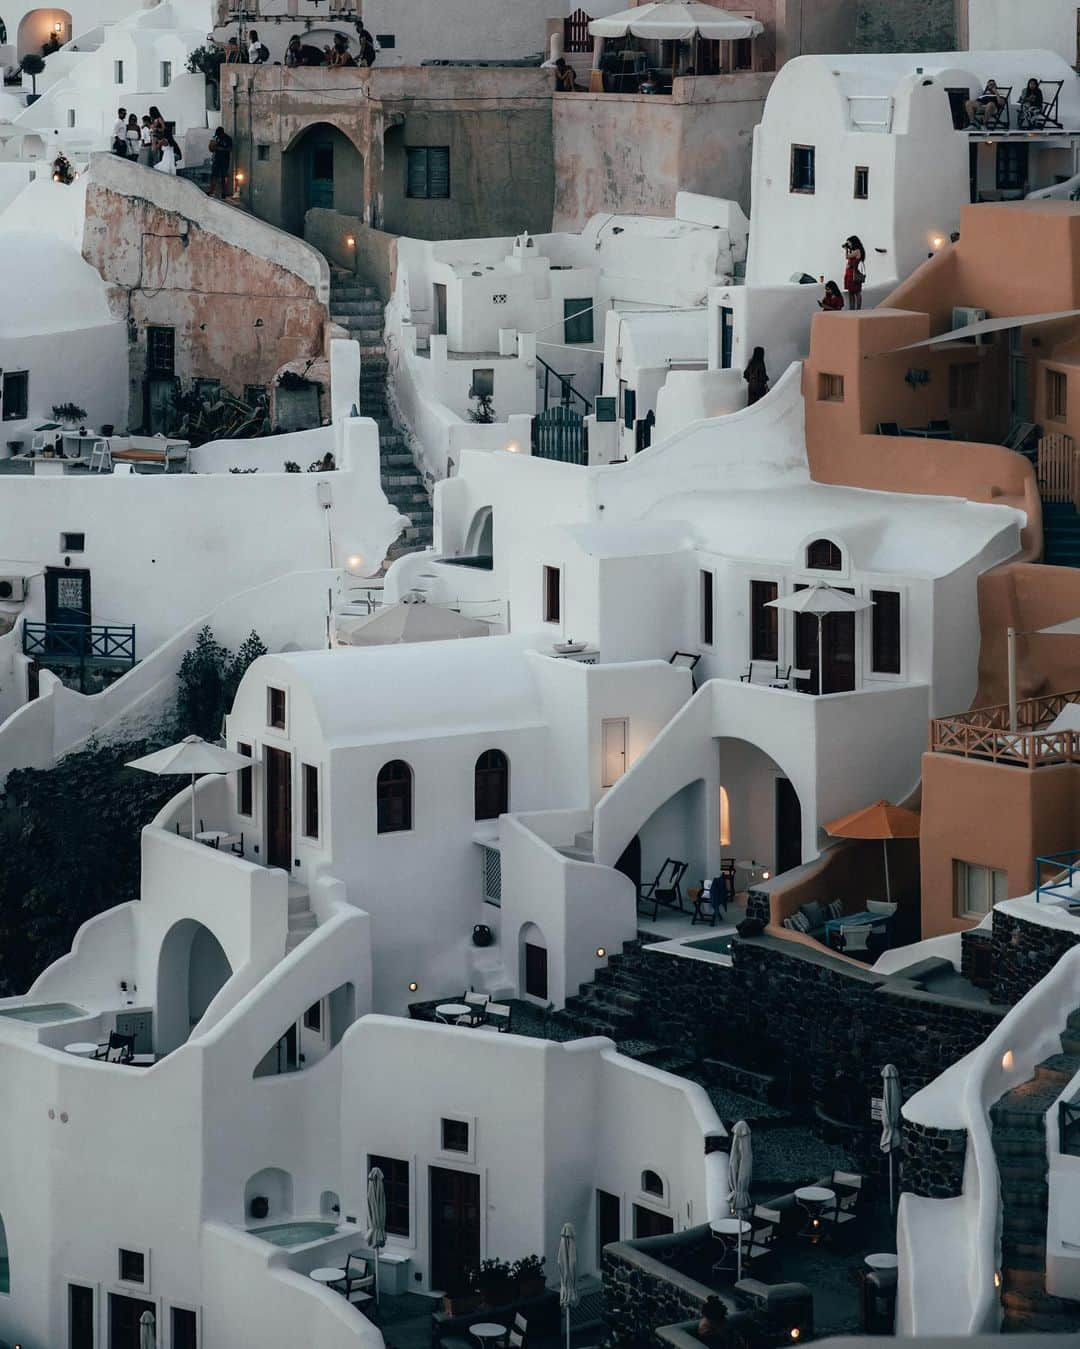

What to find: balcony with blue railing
left=1034, top=849, right=1080, bottom=906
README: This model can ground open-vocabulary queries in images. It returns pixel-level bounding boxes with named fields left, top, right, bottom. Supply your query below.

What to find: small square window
left=376, top=33, right=395, bottom=47
left=818, top=372, right=845, bottom=402
left=61, top=532, right=85, bottom=553
left=441, top=1118, right=469, bottom=1153
left=304, top=1000, right=322, bottom=1032
left=267, top=686, right=286, bottom=730
left=853, top=165, right=869, bottom=199
left=257, top=143, right=270, bottom=162
left=563, top=298, right=594, bottom=345
left=470, top=368, right=495, bottom=399
left=1047, top=368, right=1068, bottom=422
left=119, top=1249, right=145, bottom=1285
left=790, top=144, right=815, bottom=193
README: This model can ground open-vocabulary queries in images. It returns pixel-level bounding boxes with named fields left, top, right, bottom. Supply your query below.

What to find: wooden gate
left=532, top=405, right=587, bottom=464
left=564, top=7, right=592, bottom=52
left=1038, top=431, right=1080, bottom=506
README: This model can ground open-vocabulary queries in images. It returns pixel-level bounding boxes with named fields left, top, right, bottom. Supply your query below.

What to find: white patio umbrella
left=557, top=1222, right=579, bottom=1349
left=766, top=583, right=875, bottom=695
left=126, top=734, right=252, bottom=842
left=880, top=1064, right=903, bottom=1214
left=367, top=1165, right=387, bottom=1305
left=139, top=1309, right=156, bottom=1349
left=589, top=2, right=763, bottom=40
left=1007, top=614, right=1080, bottom=731
left=727, top=1119, right=753, bottom=1281
left=338, top=594, right=491, bottom=647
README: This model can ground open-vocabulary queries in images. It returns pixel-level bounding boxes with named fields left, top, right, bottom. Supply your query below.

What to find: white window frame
left=266, top=685, right=288, bottom=734
left=436, top=1113, right=476, bottom=1163
left=953, top=859, right=1006, bottom=919
left=160, top=60, right=172, bottom=88
left=115, top=1244, right=151, bottom=1294
left=235, top=740, right=255, bottom=820
left=638, top=1168, right=669, bottom=1208
left=864, top=585, right=905, bottom=683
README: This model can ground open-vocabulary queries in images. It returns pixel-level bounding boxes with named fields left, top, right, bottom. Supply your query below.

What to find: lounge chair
left=344, top=1253, right=375, bottom=1302
left=509, top=1312, right=528, bottom=1348
left=822, top=1170, right=863, bottom=1229
left=639, top=858, right=688, bottom=918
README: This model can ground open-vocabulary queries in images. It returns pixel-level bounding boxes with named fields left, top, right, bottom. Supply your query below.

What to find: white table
left=865, top=1252, right=898, bottom=1271
left=196, top=830, right=241, bottom=852
left=60, top=432, right=103, bottom=463
left=435, top=1003, right=471, bottom=1022
left=132, top=1053, right=156, bottom=1066
left=471, top=1323, right=508, bottom=1346
left=795, top=1186, right=835, bottom=1239
left=64, top=1041, right=99, bottom=1057
left=310, top=1267, right=346, bottom=1288
left=709, top=1218, right=750, bottom=1236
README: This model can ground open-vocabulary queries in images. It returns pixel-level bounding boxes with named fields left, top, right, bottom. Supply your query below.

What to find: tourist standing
left=743, top=346, right=770, bottom=406
left=111, top=107, right=128, bottom=155
left=843, top=235, right=866, bottom=310
left=125, top=113, right=141, bottom=158
left=207, top=126, right=233, bottom=198
left=138, top=116, right=154, bottom=166
left=154, top=134, right=182, bottom=175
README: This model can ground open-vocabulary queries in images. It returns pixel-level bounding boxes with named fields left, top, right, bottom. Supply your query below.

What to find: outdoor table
left=132, top=1053, right=156, bottom=1066
left=195, top=830, right=241, bottom=852
left=60, top=432, right=102, bottom=463
left=794, top=1185, right=835, bottom=1239
left=865, top=1252, right=898, bottom=1270
left=709, top=1218, right=750, bottom=1278
left=823, top=910, right=881, bottom=942
left=64, top=1041, right=98, bottom=1057
left=435, top=1003, right=471, bottom=1023
left=471, top=1323, right=508, bottom=1346
left=311, top=1267, right=347, bottom=1290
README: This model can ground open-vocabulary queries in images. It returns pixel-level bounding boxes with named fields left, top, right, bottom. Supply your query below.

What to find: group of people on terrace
left=965, top=76, right=1049, bottom=128
left=219, top=26, right=378, bottom=68
left=110, top=106, right=183, bottom=175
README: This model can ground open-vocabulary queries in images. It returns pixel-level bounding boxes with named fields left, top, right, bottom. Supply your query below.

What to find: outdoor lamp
left=762, top=870, right=771, bottom=881
left=235, top=170, right=245, bottom=184
left=346, top=235, right=356, bottom=248
left=408, top=981, right=418, bottom=992
left=1002, top=1050, right=1014, bottom=1071
left=347, top=554, right=364, bottom=571
left=931, top=235, right=944, bottom=249
left=595, top=947, right=606, bottom=958
left=790, top=1331, right=801, bottom=1342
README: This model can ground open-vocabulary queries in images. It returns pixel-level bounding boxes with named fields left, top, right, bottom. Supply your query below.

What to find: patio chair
left=509, top=1313, right=528, bottom=1348
left=740, top=660, right=781, bottom=686
left=93, top=1031, right=135, bottom=1064
left=639, top=858, right=688, bottom=918
left=822, top=1171, right=863, bottom=1229
left=457, top=991, right=490, bottom=1026
left=875, top=422, right=901, bottom=436
left=343, top=1254, right=375, bottom=1302
left=927, top=419, right=953, bottom=438
left=691, top=875, right=730, bottom=926
left=745, top=1205, right=782, bottom=1269
left=1030, top=79, right=1064, bottom=130
left=836, top=923, right=872, bottom=954
left=484, top=1002, right=512, bottom=1032
left=88, top=440, right=113, bottom=473
left=978, top=85, right=1012, bottom=130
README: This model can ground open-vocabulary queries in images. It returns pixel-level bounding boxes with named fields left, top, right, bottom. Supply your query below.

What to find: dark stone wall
left=961, top=926, right=993, bottom=988
left=855, top=0, right=955, bottom=52
left=900, top=1119, right=967, bottom=1199
left=992, top=906, right=1080, bottom=1005
left=602, top=1243, right=710, bottom=1347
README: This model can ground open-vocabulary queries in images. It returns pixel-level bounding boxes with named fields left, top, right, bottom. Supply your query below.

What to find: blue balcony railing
left=23, top=622, right=136, bottom=668
left=1034, top=849, right=1080, bottom=904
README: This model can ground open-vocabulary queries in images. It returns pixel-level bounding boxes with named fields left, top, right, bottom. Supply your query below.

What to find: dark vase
left=472, top=924, right=493, bottom=948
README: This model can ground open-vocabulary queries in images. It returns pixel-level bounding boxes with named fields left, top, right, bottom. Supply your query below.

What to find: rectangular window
left=622, top=386, right=637, bottom=430
left=267, top=686, right=286, bottom=730
left=1047, top=368, right=1068, bottom=421
left=67, top=108, right=76, bottom=127
left=303, top=999, right=322, bottom=1032
left=114, top=60, right=124, bottom=83
left=1, top=370, right=28, bottom=421
left=731, top=36, right=752, bottom=70
left=257, top=143, right=270, bottom=162
left=69, top=1283, right=94, bottom=1349
left=750, top=580, right=778, bottom=661
left=406, top=146, right=450, bottom=199
left=948, top=362, right=980, bottom=411
left=171, top=1307, right=197, bottom=1349
left=563, top=297, right=594, bottom=345
left=118, top=1249, right=145, bottom=1285
left=146, top=326, right=175, bottom=375
left=818, top=372, right=845, bottom=402
left=953, top=859, right=1006, bottom=919
left=302, top=762, right=319, bottom=839
left=370, top=1154, right=410, bottom=1236
left=470, top=368, right=494, bottom=399
left=871, top=590, right=901, bottom=674
left=996, top=142, right=1029, bottom=192
left=160, top=60, right=172, bottom=87
left=853, top=165, right=869, bottom=199
left=700, top=569, right=714, bottom=646
left=543, top=565, right=561, bottom=624
left=790, top=144, right=815, bottom=193
left=441, top=1118, right=469, bottom=1153
left=61, top=532, right=85, bottom=553
left=376, top=33, right=395, bottom=47
left=236, top=742, right=253, bottom=816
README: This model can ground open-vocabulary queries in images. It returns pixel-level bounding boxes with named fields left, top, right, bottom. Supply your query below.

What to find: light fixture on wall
left=346, top=235, right=356, bottom=248
left=993, top=1271, right=1002, bottom=1289
left=408, top=981, right=418, bottom=992
left=595, top=947, right=606, bottom=959
left=1001, top=1050, right=1014, bottom=1071
left=235, top=170, right=245, bottom=185
left=930, top=235, right=944, bottom=250
left=347, top=554, right=365, bottom=571
left=761, top=870, right=771, bottom=881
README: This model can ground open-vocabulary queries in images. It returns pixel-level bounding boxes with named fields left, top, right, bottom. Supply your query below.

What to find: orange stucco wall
left=974, top=562, right=1080, bottom=707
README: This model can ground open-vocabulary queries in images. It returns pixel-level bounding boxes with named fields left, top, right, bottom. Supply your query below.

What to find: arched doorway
left=715, top=739, right=805, bottom=879
left=156, top=920, right=233, bottom=1055
left=463, top=506, right=493, bottom=564
left=17, top=8, right=70, bottom=60
left=282, top=122, right=364, bottom=237
left=519, top=922, right=547, bottom=1001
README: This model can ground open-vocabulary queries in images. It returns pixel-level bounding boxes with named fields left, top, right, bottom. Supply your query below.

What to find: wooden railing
left=1037, top=431, right=1080, bottom=508
left=23, top=622, right=136, bottom=668
left=930, top=688, right=1080, bottom=766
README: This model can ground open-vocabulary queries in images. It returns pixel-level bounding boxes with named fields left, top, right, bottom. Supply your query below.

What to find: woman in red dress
left=819, top=280, right=844, bottom=311
left=843, top=236, right=866, bottom=310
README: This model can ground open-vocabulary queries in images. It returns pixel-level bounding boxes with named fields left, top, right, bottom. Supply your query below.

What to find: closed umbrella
left=367, top=1165, right=387, bottom=1305
left=139, top=1310, right=156, bottom=1349
left=126, top=734, right=252, bottom=842
left=557, top=1222, right=578, bottom=1349
left=766, top=583, right=874, bottom=696
left=727, top=1120, right=753, bottom=1281
left=880, top=1064, right=903, bottom=1214
left=589, top=2, right=763, bottom=39
left=824, top=799, right=921, bottom=903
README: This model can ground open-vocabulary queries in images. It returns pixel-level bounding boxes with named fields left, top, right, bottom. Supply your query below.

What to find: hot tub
left=0, top=1002, right=88, bottom=1024
left=248, top=1221, right=338, bottom=1247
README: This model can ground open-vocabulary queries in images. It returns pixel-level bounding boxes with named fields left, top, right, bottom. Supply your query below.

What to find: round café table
left=865, top=1252, right=898, bottom=1271
left=310, top=1267, right=346, bottom=1291
left=435, top=1003, right=471, bottom=1023
left=471, top=1323, right=508, bottom=1348
left=794, top=1185, right=835, bottom=1239
left=64, top=1042, right=98, bottom=1058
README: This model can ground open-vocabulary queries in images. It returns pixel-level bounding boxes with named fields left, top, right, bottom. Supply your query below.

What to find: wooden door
left=69, top=1284, right=94, bottom=1349
left=265, top=745, right=292, bottom=872
left=794, top=587, right=856, bottom=694
left=596, top=1189, right=621, bottom=1264
left=525, top=942, right=548, bottom=999
left=774, top=777, right=802, bottom=876
left=430, top=1167, right=480, bottom=1294
left=602, top=718, right=628, bottom=787
left=109, top=1294, right=155, bottom=1349
left=633, top=1203, right=674, bottom=1238
left=44, top=567, right=91, bottom=628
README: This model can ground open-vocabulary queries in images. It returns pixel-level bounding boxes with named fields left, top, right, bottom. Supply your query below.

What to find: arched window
left=377, top=760, right=413, bottom=833
left=641, top=1170, right=664, bottom=1198
left=805, top=538, right=842, bottom=571
left=475, top=749, right=509, bottom=821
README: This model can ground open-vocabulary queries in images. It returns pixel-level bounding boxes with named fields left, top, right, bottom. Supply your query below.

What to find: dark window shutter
left=406, top=147, right=429, bottom=198
left=428, top=147, right=450, bottom=198
left=623, top=388, right=636, bottom=428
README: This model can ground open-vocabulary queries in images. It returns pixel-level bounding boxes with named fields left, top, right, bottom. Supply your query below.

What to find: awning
left=589, top=1, right=764, bottom=41
left=869, top=308, right=1080, bottom=356
left=1036, top=616, right=1080, bottom=636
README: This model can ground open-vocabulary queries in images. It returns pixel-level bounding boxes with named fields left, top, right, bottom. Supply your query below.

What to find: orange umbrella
left=824, top=799, right=920, bottom=902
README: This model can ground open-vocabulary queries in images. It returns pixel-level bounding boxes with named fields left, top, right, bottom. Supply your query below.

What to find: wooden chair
left=822, top=1171, right=863, bottom=1229
left=509, top=1312, right=528, bottom=1349
left=691, top=875, right=730, bottom=926
left=483, top=1002, right=512, bottom=1032
left=740, top=660, right=780, bottom=686
left=457, top=992, right=490, bottom=1026
left=639, top=859, right=688, bottom=918
left=1030, top=79, right=1064, bottom=129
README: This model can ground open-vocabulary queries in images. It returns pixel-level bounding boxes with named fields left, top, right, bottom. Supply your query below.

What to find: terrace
left=930, top=688, right=1080, bottom=768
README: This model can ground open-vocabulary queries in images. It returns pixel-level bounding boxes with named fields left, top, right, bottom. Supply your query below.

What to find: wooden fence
left=1038, top=431, right=1080, bottom=508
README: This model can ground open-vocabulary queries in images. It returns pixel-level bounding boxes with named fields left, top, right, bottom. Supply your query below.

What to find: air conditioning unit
left=0, top=576, right=27, bottom=603
left=952, top=306, right=991, bottom=343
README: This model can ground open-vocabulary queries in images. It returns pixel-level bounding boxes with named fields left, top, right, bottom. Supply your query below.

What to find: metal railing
left=1060, top=1095, right=1080, bottom=1154
left=23, top=622, right=136, bottom=667
left=1035, top=850, right=1080, bottom=904
left=847, top=95, right=894, bottom=133
left=930, top=689, right=1080, bottom=767
left=537, top=355, right=592, bottom=414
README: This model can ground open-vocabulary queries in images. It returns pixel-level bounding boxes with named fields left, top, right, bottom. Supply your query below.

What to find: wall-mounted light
left=235, top=170, right=245, bottom=185
left=347, top=554, right=365, bottom=571
left=408, top=981, right=418, bottom=992
left=1001, top=1050, right=1014, bottom=1071
left=346, top=235, right=356, bottom=248
left=761, top=870, right=771, bottom=881
left=790, top=1330, right=801, bottom=1342
left=505, top=442, right=520, bottom=453
left=930, top=235, right=944, bottom=249
left=53, top=21, right=63, bottom=32
left=595, top=947, right=606, bottom=959
left=994, top=1270, right=1002, bottom=1289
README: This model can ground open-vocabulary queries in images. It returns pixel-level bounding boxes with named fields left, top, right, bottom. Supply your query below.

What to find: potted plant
left=511, top=1255, right=546, bottom=1299
left=20, top=53, right=44, bottom=101
left=477, top=1258, right=514, bottom=1308
left=52, top=402, right=87, bottom=429
left=441, top=1266, right=481, bottom=1316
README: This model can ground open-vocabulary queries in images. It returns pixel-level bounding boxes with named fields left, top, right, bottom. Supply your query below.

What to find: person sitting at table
left=819, top=279, right=844, bottom=311
left=965, top=79, right=1006, bottom=128
left=1018, top=77, right=1044, bottom=128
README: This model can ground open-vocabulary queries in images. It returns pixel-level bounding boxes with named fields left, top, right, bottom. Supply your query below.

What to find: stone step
left=1002, top=1209, right=1049, bottom=1237
left=992, top=1127, right=1049, bottom=1158
left=328, top=299, right=383, bottom=316
left=381, top=453, right=415, bottom=468
left=1036, top=1051, right=1080, bottom=1084
left=1001, top=1181, right=1049, bottom=1208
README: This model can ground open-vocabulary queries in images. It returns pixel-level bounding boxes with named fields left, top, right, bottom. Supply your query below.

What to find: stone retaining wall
left=602, top=1241, right=711, bottom=1346
left=992, top=906, right=1080, bottom=1005
left=900, top=1119, right=967, bottom=1198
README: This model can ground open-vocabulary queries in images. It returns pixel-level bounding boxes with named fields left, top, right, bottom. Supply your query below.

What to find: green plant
left=277, top=370, right=314, bottom=391
left=468, top=392, right=496, bottom=424
left=186, top=44, right=225, bottom=78
left=20, top=53, right=44, bottom=94
left=284, top=460, right=301, bottom=473
left=51, top=402, right=87, bottom=423
left=307, top=453, right=335, bottom=472
left=511, top=1255, right=545, bottom=1282
left=175, top=625, right=267, bottom=740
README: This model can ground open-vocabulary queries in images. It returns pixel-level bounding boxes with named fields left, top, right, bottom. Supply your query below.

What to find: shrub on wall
left=176, top=625, right=267, bottom=741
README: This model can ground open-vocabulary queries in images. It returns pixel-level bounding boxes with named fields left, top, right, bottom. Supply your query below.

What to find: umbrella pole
left=883, top=838, right=891, bottom=902
left=817, top=615, right=824, bottom=696
left=889, top=1152, right=895, bottom=1215
left=737, top=1207, right=742, bottom=1282
left=190, top=772, right=196, bottom=841
left=565, top=1305, right=570, bottom=1349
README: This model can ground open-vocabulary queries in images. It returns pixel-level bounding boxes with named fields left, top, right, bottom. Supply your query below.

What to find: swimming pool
left=248, top=1221, right=338, bottom=1247
left=0, top=1002, right=88, bottom=1024
left=684, top=935, right=734, bottom=956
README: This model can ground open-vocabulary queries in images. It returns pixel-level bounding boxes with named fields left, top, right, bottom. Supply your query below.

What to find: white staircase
left=286, top=881, right=317, bottom=954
